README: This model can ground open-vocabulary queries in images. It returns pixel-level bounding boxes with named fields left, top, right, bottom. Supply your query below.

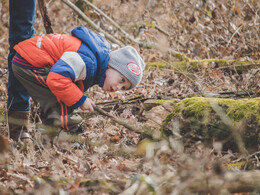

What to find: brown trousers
left=12, top=63, right=83, bottom=134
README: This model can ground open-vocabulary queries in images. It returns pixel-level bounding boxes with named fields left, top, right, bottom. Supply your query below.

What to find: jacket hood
left=71, top=26, right=110, bottom=69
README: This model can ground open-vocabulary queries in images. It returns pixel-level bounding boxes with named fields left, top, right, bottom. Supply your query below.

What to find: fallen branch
left=62, top=0, right=124, bottom=47
left=154, top=24, right=170, bottom=37
left=94, top=106, right=144, bottom=134
left=146, top=59, right=260, bottom=71
left=96, top=96, right=150, bottom=112
left=218, top=91, right=260, bottom=98
left=81, top=0, right=137, bottom=44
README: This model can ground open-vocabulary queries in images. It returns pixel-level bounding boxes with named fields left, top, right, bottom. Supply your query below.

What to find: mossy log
left=146, top=59, right=260, bottom=71
left=144, top=97, right=260, bottom=151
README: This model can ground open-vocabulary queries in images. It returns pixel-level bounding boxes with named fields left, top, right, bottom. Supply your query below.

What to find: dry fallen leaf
left=110, top=135, right=120, bottom=143
left=0, top=135, right=9, bottom=154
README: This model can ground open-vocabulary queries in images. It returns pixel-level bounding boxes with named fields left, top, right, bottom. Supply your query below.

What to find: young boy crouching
left=9, top=26, right=145, bottom=140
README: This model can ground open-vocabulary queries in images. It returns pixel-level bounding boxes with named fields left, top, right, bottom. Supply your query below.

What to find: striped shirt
left=12, top=53, right=39, bottom=70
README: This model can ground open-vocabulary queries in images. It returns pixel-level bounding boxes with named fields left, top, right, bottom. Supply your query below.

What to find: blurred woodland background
left=0, top=0, right=260, bottom=194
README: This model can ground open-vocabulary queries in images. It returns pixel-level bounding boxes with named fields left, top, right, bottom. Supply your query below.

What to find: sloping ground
left=0, top=0, right=259, bottom=194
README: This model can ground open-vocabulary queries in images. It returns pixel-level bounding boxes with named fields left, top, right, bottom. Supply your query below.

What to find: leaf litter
left=0, top=0, right=259, bottom=194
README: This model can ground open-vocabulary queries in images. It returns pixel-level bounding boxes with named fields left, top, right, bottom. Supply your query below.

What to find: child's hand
left=80, top=98, right=95, bottom=112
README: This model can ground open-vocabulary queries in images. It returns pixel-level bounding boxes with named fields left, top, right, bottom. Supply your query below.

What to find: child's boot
left=8, top=111, right=31, bottom=141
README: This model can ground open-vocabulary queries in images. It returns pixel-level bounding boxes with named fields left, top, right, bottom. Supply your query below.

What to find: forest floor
left=0, top=0, right=259, bottom=194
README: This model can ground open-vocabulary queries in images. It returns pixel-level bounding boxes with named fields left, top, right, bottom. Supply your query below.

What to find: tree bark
left=37, top=0, right=53, bottom=34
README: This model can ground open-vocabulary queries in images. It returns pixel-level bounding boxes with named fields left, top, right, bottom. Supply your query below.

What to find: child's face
left=102, top=66, right=131, bottom=92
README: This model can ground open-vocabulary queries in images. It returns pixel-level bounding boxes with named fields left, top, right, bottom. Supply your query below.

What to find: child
left=10, top=26, right=145, bottom=138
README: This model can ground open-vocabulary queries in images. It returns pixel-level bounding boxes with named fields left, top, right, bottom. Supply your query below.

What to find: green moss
left=173, top=52, right=191, bottom=61
left=154, top=99, right=179, bottom=105
left=163, top=112, right=175, bottom=125
left=226, top=161, right=246, bottom=170
left=154, top=99, right=168, bottom=104
left=146, top=62, right=166, bottom=69
left=164, top=97, right=260, bottom=124
left=181, top=97, right=212, bottom=118
left=172, top=101, right=182, bottom=115
left=160, top=97, right=260, bottom=150
left=58, top=179, right=69, bottom=185
left=144, top=99, right=179, bottom=111
left=217, top=97, right=260, bottom=125
left=160, top=112, right=176, bottom=135
left=144, top=21, right=156, bottom=28
left=146, top=61, right=191, bottom=71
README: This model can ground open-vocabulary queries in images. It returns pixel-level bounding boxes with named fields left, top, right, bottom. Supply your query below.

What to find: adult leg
left=8, top=0, right=36, bottom=110
left=8, top=0, right=36, bottom=141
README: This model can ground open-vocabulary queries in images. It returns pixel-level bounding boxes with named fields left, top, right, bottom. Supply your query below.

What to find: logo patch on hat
left=127, top=62, right=141, bottom=76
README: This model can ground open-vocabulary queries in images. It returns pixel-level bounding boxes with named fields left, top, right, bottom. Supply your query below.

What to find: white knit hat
left=108, top=46, right=145, bottom=89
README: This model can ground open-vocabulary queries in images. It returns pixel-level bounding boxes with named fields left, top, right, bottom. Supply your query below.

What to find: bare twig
left=94, top=106, right=144, bottom=134
left=81, top=0, right=138, bottom=44
left=150, top=17, right=170, bottom=37
left=96, top=96, right=149, bottom=107
left=227, top=24, right=243, bottom=47
left=62, top=0, right=124, bottom=47
left=155, top=24, right=170, bottom=37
